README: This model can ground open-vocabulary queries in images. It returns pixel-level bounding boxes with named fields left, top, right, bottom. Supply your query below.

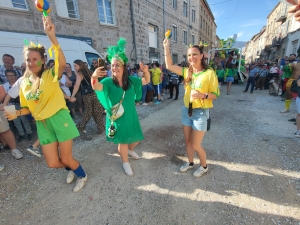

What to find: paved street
left=0, top=83, right=299, bottom=225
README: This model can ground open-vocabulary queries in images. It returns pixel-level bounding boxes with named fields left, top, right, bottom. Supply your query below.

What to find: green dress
left=95, top=76, right=144, bottom=144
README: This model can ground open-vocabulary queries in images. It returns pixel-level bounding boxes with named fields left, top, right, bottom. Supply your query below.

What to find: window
left=85, top=52, right=101, bottom=67
left=172, top=54, right=178, bottom=64
left=148, top=25, right=158, bottom=48
left=192, top=8, right=195, bottom=23
left=172, top=25, right=177, bottom=42
left=200, top=16, right=202, bottom=28
left=55, top=0, right=80, bottom=19
left=183, top=1, right=188, bottom=17
left=0, top=0, right=29, bottom=10
left=172, top=0, right=177, bottom=10
left=97, top=0, right=115, bottom=24
left=292, top=40, right=298, bottom=54
left=191, top=34, right=195, bottom=45
left=183, top=30, right=187, bottom=45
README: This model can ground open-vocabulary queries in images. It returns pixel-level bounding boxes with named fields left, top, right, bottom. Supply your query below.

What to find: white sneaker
left=280, top=109, right=289, bottom=113
left=294, top=131, right=300, bottom=138
left=193, top=166, right=208, bottom=178
left=123, top=162, right=133, bottom=176
left=142, top=103, right=148, bottom=106
left=128, top=150, right=140, bottom=159
left=179, top=162, right=194, bottom=173
left=66, top=170, right=75, bottom=184
left=11, top=149, right=23, bottom=159
left=0, top=164, right=4, bottom=172
left=82, top=130, right=87, bottom=133
left=73, top=175, right=88, bottom=192
left=162, top=93, right=165, bottom=96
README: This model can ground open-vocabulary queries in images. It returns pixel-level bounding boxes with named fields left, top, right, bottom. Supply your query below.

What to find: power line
left=209, top=0, right=232, bottom=5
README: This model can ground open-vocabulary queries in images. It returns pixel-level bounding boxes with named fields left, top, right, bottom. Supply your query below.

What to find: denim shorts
left=181, top=106, right=209, bottom=131
left=225, top=76, right=234, bottom=82
left=296, top=97, right=300, bottom=114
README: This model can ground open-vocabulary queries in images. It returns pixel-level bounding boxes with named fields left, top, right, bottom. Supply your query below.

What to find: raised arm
left=139, top=62, right=150, bottom=85
left=43, top=16, right=66, bottom=79
left=91, top=67, right=107, bottom=91
left=163, top=38, right=183, bottom=76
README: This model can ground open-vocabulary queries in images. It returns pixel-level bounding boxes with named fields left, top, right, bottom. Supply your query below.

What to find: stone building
left=243, top=1, right=300, bottom=63
left=0, top=0, right=217, bottom=66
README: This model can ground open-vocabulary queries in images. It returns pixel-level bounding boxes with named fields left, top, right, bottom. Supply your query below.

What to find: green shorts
left=36, top=109, right=79, bottom=145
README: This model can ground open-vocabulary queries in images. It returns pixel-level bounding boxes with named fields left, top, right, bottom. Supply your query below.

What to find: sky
left=207, top=0, right=280, bottom=42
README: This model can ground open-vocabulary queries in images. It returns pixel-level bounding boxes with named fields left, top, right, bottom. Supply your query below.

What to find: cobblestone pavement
left=0, top=83, right=299, bottom=225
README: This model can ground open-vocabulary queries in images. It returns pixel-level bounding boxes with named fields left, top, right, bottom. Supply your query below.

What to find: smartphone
left=98, top=58, right=106, bottom=81
left=98, top=58, right=106, bottom=71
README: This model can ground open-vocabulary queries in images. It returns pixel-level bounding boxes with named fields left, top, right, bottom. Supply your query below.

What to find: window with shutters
left=183, top=1, right=188, bottom=17
left=183, top=30, right=187, bottom=45
left=192, top=8, right=195, bottom=23
left=172, top=54, right=178, bottom=64
left=97, top=0, right=115, bottom=25
left=172, top=0, right=177, bottom=10
left=0, top=0, right=29, bottom=10
left=172, top=25, right=177, bottom=43
left=148, top=25, right=158, bottom=48
left=55, top=0, right=80, bottom=19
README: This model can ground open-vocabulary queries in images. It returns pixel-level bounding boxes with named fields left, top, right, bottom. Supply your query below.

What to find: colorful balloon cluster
left=165, top=30, right=172, bottom=39
left=35, top=0, right=51, bottom=16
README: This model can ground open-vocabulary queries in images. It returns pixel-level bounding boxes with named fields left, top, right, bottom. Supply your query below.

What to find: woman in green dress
left=91, top=38, right=150, bottom=176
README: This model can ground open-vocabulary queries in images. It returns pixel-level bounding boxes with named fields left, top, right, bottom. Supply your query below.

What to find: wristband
left=205, top=93, right=208, bottom=99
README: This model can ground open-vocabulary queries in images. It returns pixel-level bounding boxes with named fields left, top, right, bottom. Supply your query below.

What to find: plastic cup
left=4, top=105, right=17, bottom=120
left=190, top=90, right=198, bottom=102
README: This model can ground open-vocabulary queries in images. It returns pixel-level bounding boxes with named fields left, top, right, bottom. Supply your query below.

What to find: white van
left=0, top=31, right=103, bottom=69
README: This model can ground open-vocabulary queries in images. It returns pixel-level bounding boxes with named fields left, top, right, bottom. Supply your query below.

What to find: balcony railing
left=276, top=5, right=287, bottom=22
left=272, top=37, right=282, bottom=47
left=264, top=45, right=272, bottom=52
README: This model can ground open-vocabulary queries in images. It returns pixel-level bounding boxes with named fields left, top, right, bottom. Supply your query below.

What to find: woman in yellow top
left=5, top=16, right=87, bottom=192
left=163, top=38, right=219, bottom=178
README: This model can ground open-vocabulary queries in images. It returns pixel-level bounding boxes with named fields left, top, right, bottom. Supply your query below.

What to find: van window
left=85, top=52, right=100, bottom=67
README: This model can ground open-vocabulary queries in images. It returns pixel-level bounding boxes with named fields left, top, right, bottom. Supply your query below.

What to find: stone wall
left=0, top=0, right=216, bottom=66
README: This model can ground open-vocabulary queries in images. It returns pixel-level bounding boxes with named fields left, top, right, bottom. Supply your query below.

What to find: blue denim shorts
left=296, top=97, right=300, bottom=114
left=226, top=76, right=234, bottom=82
left=181, top=106, right=209, bottom=131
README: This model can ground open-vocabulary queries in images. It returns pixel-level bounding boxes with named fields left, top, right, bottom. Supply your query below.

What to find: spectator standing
left=0, top=54, right=22, bottom=83
left=90, top=59, right=98, bottom=72
left=3, top=70, right=32, bottom=142
left=74, top=60, right=105, bottom=135
left=106, top=64, right=112, bottom=77
left=150, top=62, right=162, bottom=104
left=63, top=63, right=83, bottom=118
left=255, top=64, right=269, bottom=90
left=243, top=64, right=260, bottom=94
left=161, top=63, right=169, bottom=95
left=168, top=72, right=180, bottom=100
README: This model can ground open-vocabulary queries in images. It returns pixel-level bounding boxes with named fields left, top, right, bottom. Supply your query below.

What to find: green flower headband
left=107, top=38, right=128, bottom=65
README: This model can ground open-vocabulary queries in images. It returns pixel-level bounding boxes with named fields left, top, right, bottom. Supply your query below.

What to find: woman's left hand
left=191, top=90, right=205, bottom=100
left=43, top=16, right=56, bottom=40
left=287, top=0, right=300, bottom=22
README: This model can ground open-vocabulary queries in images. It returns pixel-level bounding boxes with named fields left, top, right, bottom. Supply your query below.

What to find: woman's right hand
left=92, top=67, right=107, bottom=79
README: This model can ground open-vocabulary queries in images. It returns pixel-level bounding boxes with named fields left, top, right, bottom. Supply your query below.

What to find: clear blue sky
left=207, top=0, right=279, bottom=42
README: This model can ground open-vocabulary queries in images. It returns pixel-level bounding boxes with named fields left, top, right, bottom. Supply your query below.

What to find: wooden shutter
left=54, top=0, right=69, bottom=18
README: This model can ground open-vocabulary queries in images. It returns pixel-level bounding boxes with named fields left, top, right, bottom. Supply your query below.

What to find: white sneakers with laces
left=128, top=150, right=140, bottom=159
left=66, top=171, right=75, bottom=184
left=73, top=175, right=88, bottom=193
left=179, top=162, right=194, bottom=172
left=193, top=166, right=208, bottom=178
left=11, top=149, right=23, bottom=159
left=123, top=162, right=133, bottom=176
